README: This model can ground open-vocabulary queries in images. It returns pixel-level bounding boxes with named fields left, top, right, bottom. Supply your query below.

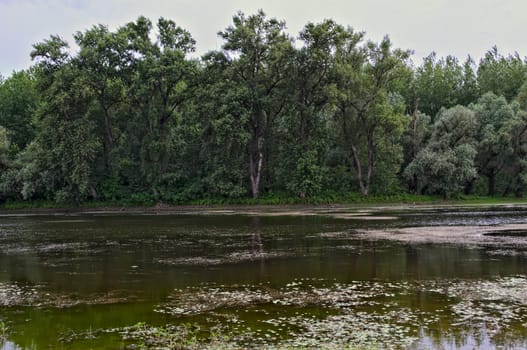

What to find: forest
left=1, top=10, right=527, bottom=205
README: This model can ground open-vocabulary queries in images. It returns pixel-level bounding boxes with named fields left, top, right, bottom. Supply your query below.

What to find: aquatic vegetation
left=151, top=280, right=424, bottom=348
left=155, top=280, right=411, bottom=316
left=6, top=272, right=526, bottom=348
left=0, top=283, right=40, bottom=307
left=429, top=276, right=527, bottom=339
left=149, top=277, right=527, bottom=348
left=59, top=323, right=238, bottom=349
left=156, top=251, right=292, bottom=267
left=120, top=323, right=203, bottom=349
left=278, top=313, right=417, bottom=349
left=486, top=249, right=527, bottom=256
left=0, top=282, right=132, bottom=308
left=361, top=223, right=527, bottom=247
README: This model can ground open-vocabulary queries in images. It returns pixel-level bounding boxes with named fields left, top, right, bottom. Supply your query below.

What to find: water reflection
left=1, top=341, right=23, bottom=350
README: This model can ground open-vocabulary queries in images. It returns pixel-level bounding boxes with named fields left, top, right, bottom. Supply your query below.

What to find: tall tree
left=458, top=56, right=480, bottom=106
left=470, top=93, right=516, bottom=195
left=279, top=20, right=347, bottom=198
left=477, top=46, right=527, bottom=102
left=191, top=51, right=250, bottom=199
left=219, top=10, right=293, bottom=198
left=333, top=33, right=410, bottom=196
left=503, top=94, right=527, bottom=197
left=31, top=36, right=101, bottom=203
left=119, top=17, right=198, bottom=197
left=409, top=53, right=465, bottom=118
left=0, top=70, right=38, bottom=151
left=73, top=24, right=127, bottom=171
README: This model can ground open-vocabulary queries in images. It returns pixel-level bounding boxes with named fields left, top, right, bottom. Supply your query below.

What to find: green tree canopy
left=0, top=70, right=38, bottom=150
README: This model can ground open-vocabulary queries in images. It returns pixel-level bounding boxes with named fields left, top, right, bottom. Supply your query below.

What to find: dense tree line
left=2, top=11, right=527, bottom=204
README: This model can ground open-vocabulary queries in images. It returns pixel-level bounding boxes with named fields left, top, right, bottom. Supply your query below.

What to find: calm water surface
left=1, top=206, right=527, bottom=349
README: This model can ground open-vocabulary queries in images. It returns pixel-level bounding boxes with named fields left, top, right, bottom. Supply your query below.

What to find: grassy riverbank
left=1, top=193, right=527, bottom=211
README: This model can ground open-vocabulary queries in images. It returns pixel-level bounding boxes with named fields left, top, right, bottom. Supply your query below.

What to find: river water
left=1, top=205, right=527, bottom=349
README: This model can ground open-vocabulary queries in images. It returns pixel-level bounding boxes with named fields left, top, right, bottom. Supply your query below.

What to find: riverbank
left=1, top=194, right=527, bottom=214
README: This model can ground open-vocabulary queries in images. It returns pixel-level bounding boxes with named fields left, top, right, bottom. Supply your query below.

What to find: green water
left=1, top=206, right=527, bottom=349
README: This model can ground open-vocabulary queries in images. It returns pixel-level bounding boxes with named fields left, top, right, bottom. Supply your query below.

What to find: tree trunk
left=350, top=144, right=368, bottom=196
left=365, top=131, right=374, bottom=196
left=409, top=97, right=420, bottom=163
left=503, top=182, right=511, bottom=197
left=250, top=152, right=263, bottom=199
left=487, top=173, right=496, bottom=196
left=515, top=167, right=525, bottom=198
left=89, top=184, right=98, bottom=200
left=412, top=98, right=420, bottom=135
left=299, top=105, right=309, bottom=150
left=100, top=101, right=114, bottom=170
left=464, top=178, right=475, bottom=195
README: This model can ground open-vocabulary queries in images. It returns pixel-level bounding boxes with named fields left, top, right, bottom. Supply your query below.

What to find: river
left=1, top=205, right=527, bottom=349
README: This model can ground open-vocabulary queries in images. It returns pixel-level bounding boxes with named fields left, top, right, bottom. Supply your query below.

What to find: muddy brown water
left=1, top=205, right=527, bottom=348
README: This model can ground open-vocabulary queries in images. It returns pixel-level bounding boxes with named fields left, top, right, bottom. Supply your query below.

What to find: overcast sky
left=1, top=0, right=526, bottom=77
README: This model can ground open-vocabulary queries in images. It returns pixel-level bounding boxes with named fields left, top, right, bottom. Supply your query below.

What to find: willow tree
left=404, top=106, right=478, bottom=197
left=30, top=36, right=101, bottom=203
left=333, top=34, right=410, bottom=196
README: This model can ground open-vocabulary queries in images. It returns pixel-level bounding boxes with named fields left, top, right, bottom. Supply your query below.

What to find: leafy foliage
left=1, top=13, right=527, bottom=204
left=404, top=106, right=478, bottom=198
